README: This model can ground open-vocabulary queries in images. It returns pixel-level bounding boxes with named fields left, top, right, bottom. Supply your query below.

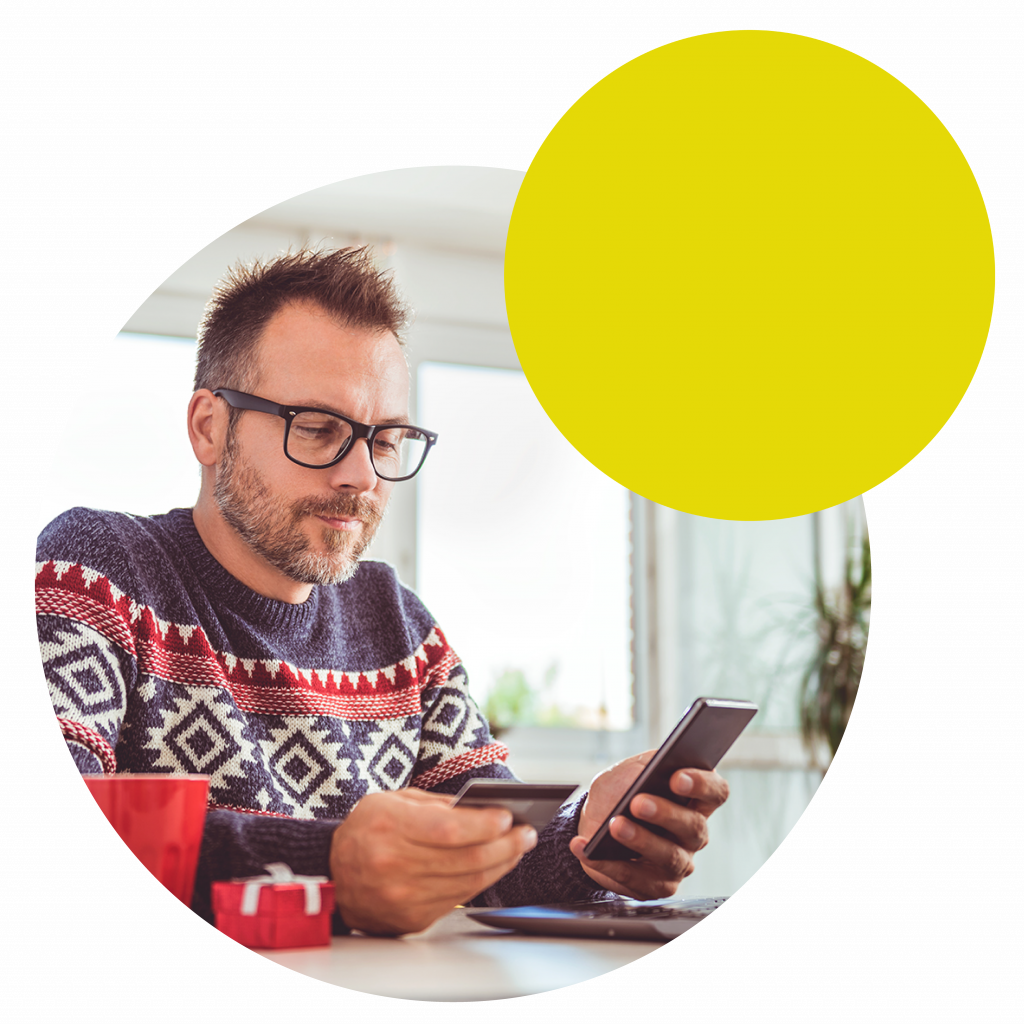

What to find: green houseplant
left=482, top=663, right=578, bottom=737
left=799, top=513, right=871, bottom=768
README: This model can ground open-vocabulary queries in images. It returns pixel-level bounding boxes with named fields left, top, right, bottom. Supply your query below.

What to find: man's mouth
left=316, top=515, right=364, bottom=532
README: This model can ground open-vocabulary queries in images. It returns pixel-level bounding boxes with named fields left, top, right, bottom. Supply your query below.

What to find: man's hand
left=329, top=788, right=537, bottom=935
left=568, top=753, right=730, bottom=900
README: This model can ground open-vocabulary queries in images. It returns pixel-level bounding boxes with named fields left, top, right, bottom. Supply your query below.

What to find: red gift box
left=212, top=863, right=335, bottom=949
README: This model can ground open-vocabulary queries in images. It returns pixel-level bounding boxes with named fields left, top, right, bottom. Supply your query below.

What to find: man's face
left=214, top=301, right=409, bottom=586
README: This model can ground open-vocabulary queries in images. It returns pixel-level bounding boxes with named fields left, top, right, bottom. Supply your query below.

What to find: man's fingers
left=401, top=788, right=459, bottom=804
left=669, top=769, right=730, bottom=815
left=568, top=836, right=689, bottom=901
left=627, top=793, right=710, bottom=853
left=351, top=790, right=516, bottom=849
left=608, top=814, right=692, bottom=872
left=411, top=802, right=516, bottom=843
left=409, top=835, right=534, bottom=903
left=409, top=824, right=537, bottom=875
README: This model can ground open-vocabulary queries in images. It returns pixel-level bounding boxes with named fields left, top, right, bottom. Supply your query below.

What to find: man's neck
left=191, top=494, right=314, bottom=605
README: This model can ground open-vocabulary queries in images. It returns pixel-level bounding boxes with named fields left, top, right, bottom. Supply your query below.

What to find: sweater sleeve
left=35, top=511, right=353, bottom=930
left=412, top=656, right=613, bottom=907
left=426, top=769, right=615, bottom=908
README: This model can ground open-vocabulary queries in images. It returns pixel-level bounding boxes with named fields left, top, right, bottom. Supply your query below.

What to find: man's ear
left=188, top=390, right=222, bottom=467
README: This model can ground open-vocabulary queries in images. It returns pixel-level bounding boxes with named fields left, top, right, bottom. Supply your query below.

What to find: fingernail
left=674, top=773, right=694, bottom=795
left=636, top=796, right=657, bottom=818
left=615, top=817, right=636, bottom=841
left=522, top=826, right=537, bottom=850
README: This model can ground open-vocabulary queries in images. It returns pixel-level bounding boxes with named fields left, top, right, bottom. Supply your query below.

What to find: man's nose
left=324, top=437, right=379, bottom=492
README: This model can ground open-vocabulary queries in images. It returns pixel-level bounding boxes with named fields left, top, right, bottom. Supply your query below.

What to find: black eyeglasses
left=213, top=388, right=438, bottom=482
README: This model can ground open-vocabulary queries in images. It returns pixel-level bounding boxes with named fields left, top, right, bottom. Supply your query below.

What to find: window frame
left=406, top=346, right=655, bottom=773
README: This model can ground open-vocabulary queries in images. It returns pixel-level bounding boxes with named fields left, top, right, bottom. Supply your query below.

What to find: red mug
left=84, top=774, right=210, bottom=906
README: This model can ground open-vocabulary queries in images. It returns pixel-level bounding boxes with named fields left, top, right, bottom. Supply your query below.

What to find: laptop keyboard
left=573, top=897, right=728, bottom=920
left=468, top=895, right=729, bottom=940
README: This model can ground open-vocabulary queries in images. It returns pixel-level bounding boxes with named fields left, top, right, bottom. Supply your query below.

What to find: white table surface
left=257, top=907, right=662, bottom=1001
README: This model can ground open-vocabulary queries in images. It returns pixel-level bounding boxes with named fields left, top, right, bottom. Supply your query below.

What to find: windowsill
left=503, top=730, right=828, bottom=783
left=718, top=731, right=829, bottom=771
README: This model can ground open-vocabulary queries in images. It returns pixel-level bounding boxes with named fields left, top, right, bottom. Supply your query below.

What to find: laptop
left=468, top=895, right=728, bottom=942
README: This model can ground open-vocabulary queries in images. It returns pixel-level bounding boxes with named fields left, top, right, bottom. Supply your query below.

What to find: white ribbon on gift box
left=235, top=863, right=330, bottom=917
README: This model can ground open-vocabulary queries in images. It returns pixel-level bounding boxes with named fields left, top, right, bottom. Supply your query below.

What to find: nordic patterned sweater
left=36, top=506, right=606, bottom=927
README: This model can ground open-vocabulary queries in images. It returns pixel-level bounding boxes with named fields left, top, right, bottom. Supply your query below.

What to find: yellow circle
left=505, top=31, right=993, bottom=520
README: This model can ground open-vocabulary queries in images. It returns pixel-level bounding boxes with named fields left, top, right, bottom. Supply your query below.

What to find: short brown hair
left=193, top=246, right=409, bottom=394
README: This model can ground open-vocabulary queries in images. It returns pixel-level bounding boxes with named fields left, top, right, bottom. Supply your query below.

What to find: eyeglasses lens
left=286, top=412, right=429, bottom=479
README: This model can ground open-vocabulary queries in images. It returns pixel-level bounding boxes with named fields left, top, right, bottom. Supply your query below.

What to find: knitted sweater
left=36, top=506, right=605, bottom=926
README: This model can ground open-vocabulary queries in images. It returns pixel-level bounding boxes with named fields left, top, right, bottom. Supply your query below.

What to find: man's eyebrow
left=291, top=399, right=410, bottom=425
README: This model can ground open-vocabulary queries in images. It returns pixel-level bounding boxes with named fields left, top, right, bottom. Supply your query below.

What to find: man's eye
left=373, top=429, right=407, bottom=458
left=290, top=415, right=349, bottom=453
left=294, top=425, right=334, bottom=441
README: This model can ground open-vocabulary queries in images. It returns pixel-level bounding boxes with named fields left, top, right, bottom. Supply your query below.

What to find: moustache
left=292, top=495, right=383, bottom=527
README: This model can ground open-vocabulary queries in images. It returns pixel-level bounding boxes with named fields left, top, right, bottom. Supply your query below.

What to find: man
left=36, top=247, right=729, bottom=936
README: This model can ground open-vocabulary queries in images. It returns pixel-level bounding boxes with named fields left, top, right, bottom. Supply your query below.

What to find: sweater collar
left=168, top=507, right=322, bottom=630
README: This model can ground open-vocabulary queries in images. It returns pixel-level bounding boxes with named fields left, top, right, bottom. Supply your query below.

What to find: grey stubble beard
left=214, top=432, right=384, bottom=586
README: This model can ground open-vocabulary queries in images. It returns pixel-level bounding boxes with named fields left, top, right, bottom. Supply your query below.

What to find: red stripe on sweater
left=410, top=742, right=510, bottom=789
left=57, top=717, right=117, bottom=774
left=37, top=561, right=460, bottom=721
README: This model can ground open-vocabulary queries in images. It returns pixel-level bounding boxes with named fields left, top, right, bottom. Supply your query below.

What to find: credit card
left=450, top=781, right=580, bottom=832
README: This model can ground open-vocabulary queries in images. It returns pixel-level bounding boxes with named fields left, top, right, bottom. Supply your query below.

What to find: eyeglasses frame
left=212, top=387, right=438, bottom=482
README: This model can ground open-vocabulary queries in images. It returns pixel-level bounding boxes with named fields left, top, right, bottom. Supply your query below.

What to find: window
left=653, top=499, right=867, bottom=740
left=40, top=333, right=199, bottom=536
left=416, top=362, right=634, bottom=733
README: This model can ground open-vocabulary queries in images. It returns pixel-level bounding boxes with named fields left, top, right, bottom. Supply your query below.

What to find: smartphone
left=582, top=697, right=758, bottom=861
left=450, top=781, right=580, bottom=832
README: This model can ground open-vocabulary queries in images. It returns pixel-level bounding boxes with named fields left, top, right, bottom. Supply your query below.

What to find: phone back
left=584, top=698, right=757, bottom=860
